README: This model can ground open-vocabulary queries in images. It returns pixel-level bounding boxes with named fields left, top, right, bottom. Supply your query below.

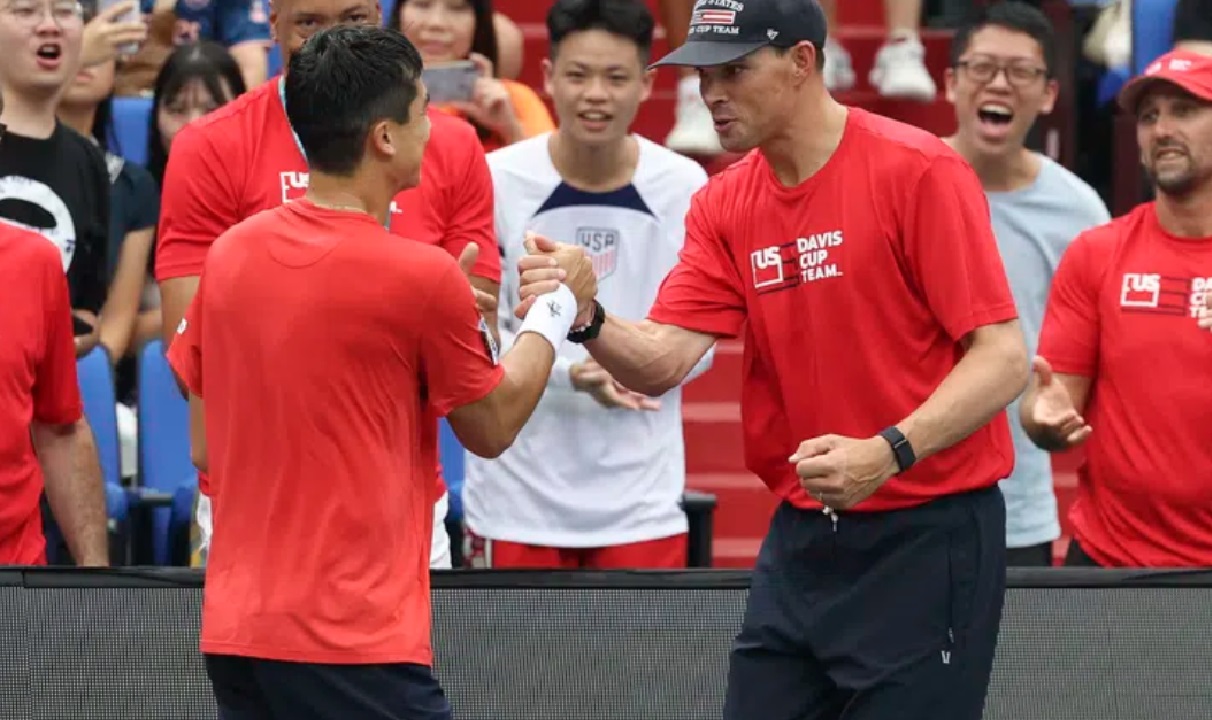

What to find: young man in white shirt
left=463, top=0, right=712, bottom=569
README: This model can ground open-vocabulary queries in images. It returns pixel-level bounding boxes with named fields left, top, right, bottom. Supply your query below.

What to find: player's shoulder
left=1071, top=203, right=1144, bottom=251
left=486, top=132, right=550, bottom=174
left=1036, top=156, right=1109, bottom=222
left=846, top=107, right=966, bottom=176
left=633, top=136, right=709, bottom=187
left=690, top=149, right=763, bottom=208
left=175, top=80, right=277, bottom=152
left=426, top=108, right=483, bottom=153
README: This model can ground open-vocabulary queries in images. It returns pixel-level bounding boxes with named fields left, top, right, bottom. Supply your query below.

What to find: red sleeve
left=32, top=250, right=83, bottom=425
left=647, top=186, right=747, bottom=338
left=1037, top=232, right=1101, bottom=377
left=166, top=276, right=205, bottom=397
left=155, top=124, right=241, bottom=281
left=901, top=155, right=1019, bottom=340
left=419, top=262, right=505, bottom=417
left=441, top=133, right=501, bottom=283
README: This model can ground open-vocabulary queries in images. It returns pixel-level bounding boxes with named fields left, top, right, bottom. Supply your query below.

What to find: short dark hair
left=950, top=1, right=1057, bottom=78
left=284, top=26, right=424, bottom=176
left=147, top=42, right=246, bottom=185
left=547, top=0, right=655, bottom=62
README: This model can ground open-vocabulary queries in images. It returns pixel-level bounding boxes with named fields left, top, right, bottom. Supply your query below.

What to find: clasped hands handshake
left=509, top=233, right=658, bottom=411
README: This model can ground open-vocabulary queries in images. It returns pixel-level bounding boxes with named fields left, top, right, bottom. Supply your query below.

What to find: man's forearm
left=34, top=420, right=109, bottom=566
left=585, top=316, right=699, bottom=397
left=896, top=327, right=1029, bottom=462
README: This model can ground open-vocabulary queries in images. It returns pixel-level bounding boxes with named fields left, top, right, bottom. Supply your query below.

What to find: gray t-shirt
left=986, top=156, right=1110, bottom=549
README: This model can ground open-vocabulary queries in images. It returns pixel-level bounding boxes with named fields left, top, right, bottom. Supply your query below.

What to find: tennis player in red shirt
left=0, top=96, right=109, bottom=568
left=516, top=1, right=1029, bottom=718
left=155, top=0, right=501, bottom=570
left=168, top=26, right=596, bottom=720
left=1024, top=50, right=1212, bottom=568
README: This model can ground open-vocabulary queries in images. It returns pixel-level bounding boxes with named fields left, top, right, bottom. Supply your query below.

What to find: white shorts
left=194, top=492, right=452, bottom=569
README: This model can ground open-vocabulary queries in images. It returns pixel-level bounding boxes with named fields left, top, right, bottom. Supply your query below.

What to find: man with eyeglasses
left=0, top=91, right=110, bottom=568
left=942, top=2, right=1109, bottom=568
left=0, top=0, right=111, bottom=358
left=156, top=0, right=501, bottom=571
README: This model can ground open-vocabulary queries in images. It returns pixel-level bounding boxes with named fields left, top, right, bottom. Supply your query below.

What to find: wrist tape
left=518, top=284, right=577, bottom=352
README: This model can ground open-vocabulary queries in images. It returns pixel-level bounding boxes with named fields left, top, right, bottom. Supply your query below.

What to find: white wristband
left=517, top=284, right=578, bottom=352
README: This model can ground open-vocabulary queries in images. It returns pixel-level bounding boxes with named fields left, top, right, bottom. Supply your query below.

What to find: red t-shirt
left=155, top=77, right=499, bottom=497
left=649, top=108, right=1017, bottom=512
left=0, top=224, right=83, bottom=564
left=167, top=200, right=504, bottom=663
left=1038, top=203, right=1212, bottom=567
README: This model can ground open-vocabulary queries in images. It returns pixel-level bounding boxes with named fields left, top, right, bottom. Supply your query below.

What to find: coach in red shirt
left=168, top=26, right=596, bottom=720
left=517, top=1, right=1028, bottom=719
left=155, top=0, right=501, bottom=570
left=1024, top=51, right=1212, bottom=568
left=0, top=96, right=109, bottom=567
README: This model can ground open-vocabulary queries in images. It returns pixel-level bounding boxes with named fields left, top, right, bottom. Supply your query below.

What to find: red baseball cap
left=1118, top=50, right=1212, bottom=112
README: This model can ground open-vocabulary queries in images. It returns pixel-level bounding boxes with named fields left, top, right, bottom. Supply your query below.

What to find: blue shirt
left=986, top=155, right=1110, bottom=548
left=143, top=0, right=269, bottom=46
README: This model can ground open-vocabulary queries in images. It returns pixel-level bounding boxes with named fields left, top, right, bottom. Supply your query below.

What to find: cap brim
left=1118, top=75, right=1212, bottom=112
left=648, top=39, right=772, bottom=70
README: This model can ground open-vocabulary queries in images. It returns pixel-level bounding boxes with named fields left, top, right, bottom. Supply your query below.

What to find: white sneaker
left=665, top=75, right=723, bottom=156
left=823, top=39, right=855, bottom=92
left=869, top=34, right=937, bottom=101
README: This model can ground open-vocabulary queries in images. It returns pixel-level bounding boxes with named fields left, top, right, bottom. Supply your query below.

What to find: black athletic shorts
left=723, top=485, right=1007, bottom=720
left=205, top=654, right=452, bottom=720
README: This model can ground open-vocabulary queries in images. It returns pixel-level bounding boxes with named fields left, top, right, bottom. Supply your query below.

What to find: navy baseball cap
left=650, top=0, right=828, bottom=69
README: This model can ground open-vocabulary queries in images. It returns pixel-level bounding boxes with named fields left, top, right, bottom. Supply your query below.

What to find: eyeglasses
left=2, top=0, right=84, bottom=28
left=955, top=56, right=1047, bottom=87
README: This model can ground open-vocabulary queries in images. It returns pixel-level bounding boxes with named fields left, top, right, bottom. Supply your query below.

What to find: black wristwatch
left=878, top=426, right=916, bottom=474
left=567, top=301, right=605, bottom=343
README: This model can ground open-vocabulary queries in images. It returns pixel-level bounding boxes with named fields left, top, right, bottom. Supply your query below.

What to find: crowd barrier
left=2, top=568, right=1211, bottom=720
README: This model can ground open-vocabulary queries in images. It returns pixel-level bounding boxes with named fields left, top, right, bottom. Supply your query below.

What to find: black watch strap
left=567, top=301, right=605, bottom=344
left=878, top=426, right=916, bottom=474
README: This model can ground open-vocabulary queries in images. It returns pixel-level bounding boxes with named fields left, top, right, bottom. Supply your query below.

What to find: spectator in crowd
left=819, top=0, right=936, bottom=99
left=113, top=0, right=268, bottom=96
left=57, top=49, right=161, bottom=369
left=1173, top=0, right=1212, bottom=56
left=58, top=39, right=164, bottom=483
left=0, top=0, right=110, bottom=358
left=517, top=0, right=1028, bottom=715
left=0, top=90, right=110, bottom=568
left=159, top=0, right=270, bottom=88
left=943, top=2, right=1109, bottom=567
left=146, top=41, right=246, bottom=186
left=155, top=0, right=502, bottom=572
left=78, top=0, right=148, bottom=69
left=168, top=26, right=593, bottom=717
left=1024, top=50, right=1212, bottom=568
left=492, top=9, right=523, bottom=81
left=463, top=0, right=711, bottom=570
left=392, top=0, right=554, bottom=152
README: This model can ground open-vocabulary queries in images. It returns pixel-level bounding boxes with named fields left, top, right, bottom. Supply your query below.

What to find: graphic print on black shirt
left=0, top=122, right=110, bottom=314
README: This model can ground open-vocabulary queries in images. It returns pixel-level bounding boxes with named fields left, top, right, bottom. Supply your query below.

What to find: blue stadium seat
left=439, top=419, right=465, bottom=521
left=77, top=347, right=122, bottom=487
left=110, top=96, right=153, bottom=167
left=136, top=339, right=196, bottom=565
